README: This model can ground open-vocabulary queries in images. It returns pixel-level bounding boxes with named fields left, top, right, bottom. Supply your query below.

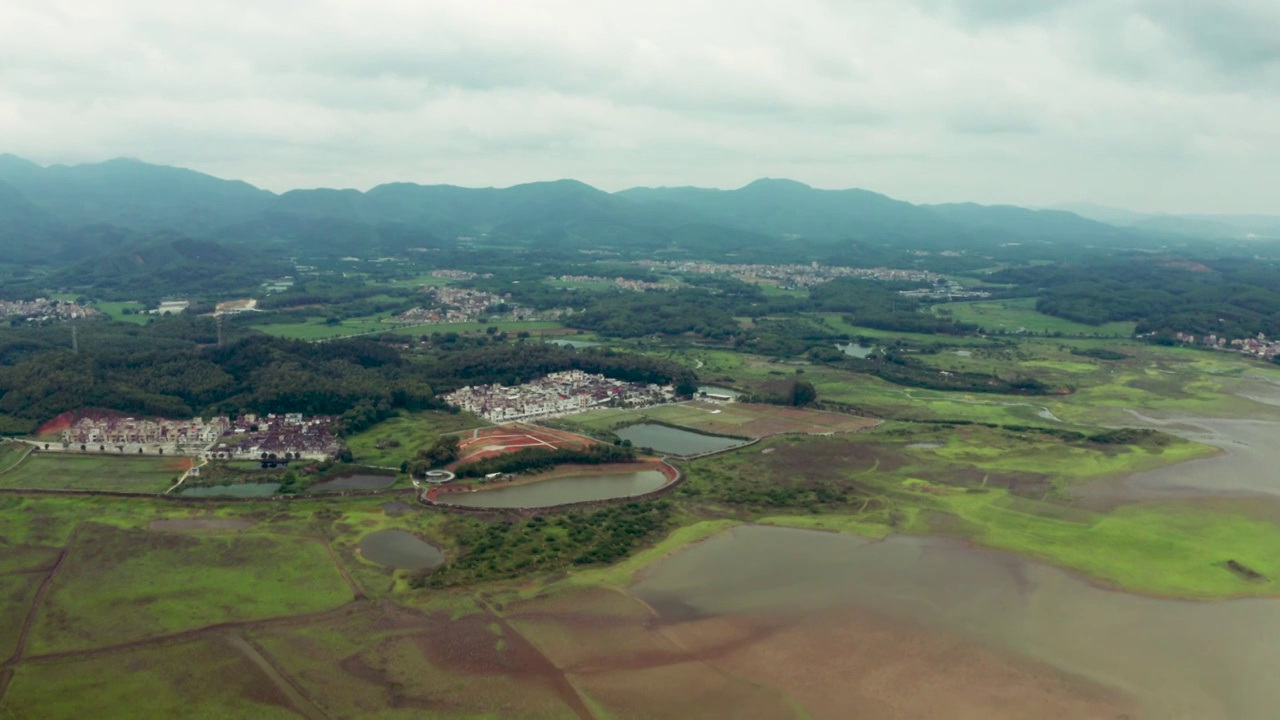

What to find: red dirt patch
left=449, top=423, right=597, bottom=467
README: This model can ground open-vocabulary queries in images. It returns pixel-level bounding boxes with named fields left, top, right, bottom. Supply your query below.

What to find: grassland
left=0, top=453, right=185, bottom=493
left=938, top=298, right=1137, bottom=337
left=345, top=410, right=489, bottom=468
left=27, top=521, right=353, bottom=654
left=93, top=300, right=148, bottom=325
left=2, top=637, right=306, bottom=720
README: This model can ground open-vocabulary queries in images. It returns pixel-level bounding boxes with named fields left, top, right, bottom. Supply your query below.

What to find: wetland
left=632, top=525, right=1280, bottom=720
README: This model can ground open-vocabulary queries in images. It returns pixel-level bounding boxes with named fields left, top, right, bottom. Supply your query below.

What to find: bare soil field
left=451, top=423, right=597, bottom=466
left=250, top=602, right=587, bottom=719
left=659, top=605, right=1138, bottom=720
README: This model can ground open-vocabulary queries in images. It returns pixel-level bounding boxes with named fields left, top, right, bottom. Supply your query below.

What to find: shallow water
left=444, top=470, right=669, bottom=509
left=614, top=423, right=746, bottom=456
left=696, top=385, right=741, bottom=399
left=308, top=473, right=396, bottom=492
left=1119, top=416, right=1280, bottom=498
left=359, top=529, right=445, bottom=570
left=835, top=342, right=876, bottom=358
left=180, top=483, right=280, bottom=498
left=631, top=525, right=1280, bottom=720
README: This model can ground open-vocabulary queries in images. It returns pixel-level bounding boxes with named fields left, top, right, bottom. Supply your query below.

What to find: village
left=0, top=298, right=99, bottom=322
left=442, top=370, right=675, bottom=422
left=553, top=275, right=672, bottom=292
left=54, top=412, right=341, bottom=460
left=636, top=260, right=949, bottom=289
left=394, top=287, right=550, bottom=325
left=1172, top=331, right=1280, bottom=361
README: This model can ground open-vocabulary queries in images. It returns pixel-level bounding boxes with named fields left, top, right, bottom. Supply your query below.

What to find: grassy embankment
left=0, top=453, right=185, bottom=493
left=345, top=410, right=489, bottom=468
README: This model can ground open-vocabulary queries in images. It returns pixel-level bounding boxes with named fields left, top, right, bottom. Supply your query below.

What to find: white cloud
left=0, top=0, right=1276, bottom=212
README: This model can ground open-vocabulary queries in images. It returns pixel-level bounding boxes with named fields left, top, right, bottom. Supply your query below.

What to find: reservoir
left=359, top=529, right=445, bottom=570
left=614, top=423, right=747, bottom=456
left=631, top=525, right=1280, bottom=720
left=443, top=469, right=669, bottom=509
left=180, top=483, right=280, bottom=498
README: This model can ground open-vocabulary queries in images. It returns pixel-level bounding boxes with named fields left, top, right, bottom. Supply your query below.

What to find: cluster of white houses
left=56, top=413, right=340, bottom=460
left=443, top=370, right=675, bottom=422
left=61, top=416, right=229, bottom=450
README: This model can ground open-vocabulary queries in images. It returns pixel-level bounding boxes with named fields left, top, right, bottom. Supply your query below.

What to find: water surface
left=308, top=473, right=396, bottom=492
left=835, top=342, right=877, bottom=358
left=1117, top=416, right=1280, bottom=498
left=180, top=483, right=280, bottom=498
left=697, top=385, right=742, bottom=399
left=614, top=423, right=746, bottom=456
left=632, top=525, right=1280, bottom=720
left=444, top=470, right=669, bottom=509
left=359, top=529, right=445, bottom=570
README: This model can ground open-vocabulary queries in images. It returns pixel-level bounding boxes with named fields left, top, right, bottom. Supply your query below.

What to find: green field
left=27, top=521, right=352, bottom=654
left=92, top=300, right=149, bottom=325
left=0, top=453, right=185, bottom=493
left=346, top=410, right=489, bottom=468
left=2, top=638, right=306, bottom=720
left=939, top=298, right=1137, bottom=337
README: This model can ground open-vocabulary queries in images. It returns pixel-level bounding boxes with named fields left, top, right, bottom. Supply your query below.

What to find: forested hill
left=0, top=155, right=1185, bottom=268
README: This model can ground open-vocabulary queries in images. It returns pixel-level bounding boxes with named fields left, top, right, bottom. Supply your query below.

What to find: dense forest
left=993, top=258, right=1280, bottom=338
left=0, top=322, right=696, bottom=434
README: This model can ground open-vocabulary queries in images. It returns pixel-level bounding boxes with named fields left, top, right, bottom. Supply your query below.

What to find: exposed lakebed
left=442, top=469, right=669, bottom=509
left=632, top=525, right=1280, bottom=720
left=613, top=423, right=747, bottom=456
left=359, top=529, right=445, bottom=570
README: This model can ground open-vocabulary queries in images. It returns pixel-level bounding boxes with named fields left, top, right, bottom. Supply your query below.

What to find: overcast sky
left=2, top=0, right=1277, bottom=213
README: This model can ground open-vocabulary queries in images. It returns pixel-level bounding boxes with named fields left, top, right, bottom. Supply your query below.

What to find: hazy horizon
left=2, top=0, right=1277, bottom=214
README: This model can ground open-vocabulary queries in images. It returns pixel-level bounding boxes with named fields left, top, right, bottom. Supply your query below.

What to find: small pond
left=180, top=483, right=280, bottom=498
left=614, top=423, right=747, bottom=456
left=835, top=342, right=877, bottom=358
left=444, top=470, right=669, bottom=509
left=697, top=385, right=742, bottom=399
left=308, top=474, right=396, bottom=492
left=359, top=529, right=445, bottom=570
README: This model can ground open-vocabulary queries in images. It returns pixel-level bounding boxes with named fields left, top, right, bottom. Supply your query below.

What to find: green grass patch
left=0, top=453, right=185, bottom=493
left=346, top=410, right=488, bottom=468
left=28, top=522, right=352, bottom=654
left=2, top=637, right=304, bottom=720
left=939, top=298, right=1136, bottom=337
left=93, top=300, right=149, bottom=325
left=917, top=489, right=1280, bottom=598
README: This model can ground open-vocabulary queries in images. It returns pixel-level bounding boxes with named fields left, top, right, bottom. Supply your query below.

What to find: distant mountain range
left=1051, top=202, right=1280, bottom=241
left=0, top=154, right=1273, bottom=274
